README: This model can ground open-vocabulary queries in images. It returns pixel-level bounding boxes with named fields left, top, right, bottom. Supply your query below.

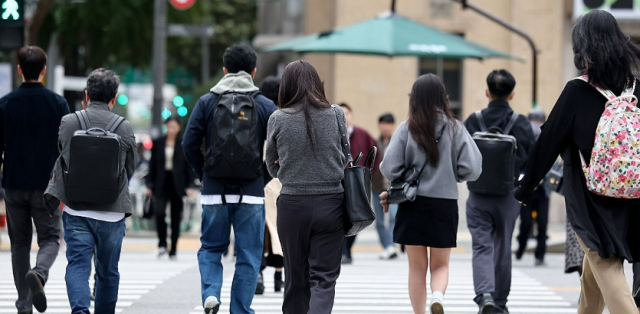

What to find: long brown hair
left=278, top=60, right=331, bottom=150
left=408, top=74, right=455, bottom=167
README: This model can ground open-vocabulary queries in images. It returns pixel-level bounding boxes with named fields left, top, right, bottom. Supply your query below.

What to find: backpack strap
left=574, top=75, right=637, bottom=101
left=474, top=111, right=487, bottom=132
left=248, top=90, right=261, bottom=98
left=75, top=110, right=91, bottom=131
left=105, top=115, right=125, bottom=133
left=504, top=112, right=520, bottom=135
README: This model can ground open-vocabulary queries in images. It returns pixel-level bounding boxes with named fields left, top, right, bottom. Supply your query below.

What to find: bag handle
left=363, top=146, right=378, bottom=172
left=331, top=105, right=354, bottom=165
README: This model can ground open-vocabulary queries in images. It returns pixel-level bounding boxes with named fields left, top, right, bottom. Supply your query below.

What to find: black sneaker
left=494, top=305, right=509, bottom=314
left=515, top=247, right=525, bottom=260
left=477, top=293, right=496, bottom=314
left=341, top=255, right=352, bottom=265
left=535, top=258, right=546, bottom=266
left=25, top=271, right=46, bottom=313
left=255, top=272, right=265, bottom=295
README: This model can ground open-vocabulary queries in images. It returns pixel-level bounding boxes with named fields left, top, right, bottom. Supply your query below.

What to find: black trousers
left=5, top=190, right=61, bottom=313
left=342, top=234, right=356, bottom=258
left=517, top=188, right=549, bottom=260
left=154, top=172, right=184, bottom=255
left=277, top=193, right=345, bottom=314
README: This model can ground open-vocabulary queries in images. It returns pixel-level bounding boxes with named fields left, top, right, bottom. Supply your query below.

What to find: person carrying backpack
left=463, top=69, right=535, bottom=314
left=44, top=68, right=136, bottom=314
left=515, top=10, right=640, bottom=314
left=182, top=44, right=276, bottom=314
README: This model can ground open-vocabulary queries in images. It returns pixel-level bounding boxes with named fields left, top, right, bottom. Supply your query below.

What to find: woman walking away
left=266, top=60, right=347, bottom=314
left=515, top=10, right=640, bottom=314
left=146, top=117, right=195, bottom=259
left=380, top=74, right=482, bottom=314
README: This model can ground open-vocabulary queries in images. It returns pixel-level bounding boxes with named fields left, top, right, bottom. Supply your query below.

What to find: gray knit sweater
left=266, top=104, right=347, bottom=195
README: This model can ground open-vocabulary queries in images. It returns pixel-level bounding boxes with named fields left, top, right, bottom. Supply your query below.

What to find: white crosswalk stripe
left=189, top=252, right=577, bottom=314
left=0, top=254, right=192, bottom=313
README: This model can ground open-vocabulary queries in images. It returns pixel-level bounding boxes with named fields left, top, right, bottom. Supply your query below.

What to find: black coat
left=517, top=79, right=640, bottom=262
left=146, top=135, right=195, bottom=197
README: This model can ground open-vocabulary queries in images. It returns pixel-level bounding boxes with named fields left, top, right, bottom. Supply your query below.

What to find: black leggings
left=155, top=172, right=184, bottom=255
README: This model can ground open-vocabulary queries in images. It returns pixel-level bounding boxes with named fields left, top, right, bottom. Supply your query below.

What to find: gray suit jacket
left=44, top=102, right=136, bottom=216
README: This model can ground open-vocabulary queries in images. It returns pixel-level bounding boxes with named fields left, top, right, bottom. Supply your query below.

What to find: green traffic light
left=117, top=94, right=128, bottom=106
left=173, top=95, right=184, bottom=107
left=177, top=106, right=188, bottom=117
left=162, top=107, right=172, bottom=119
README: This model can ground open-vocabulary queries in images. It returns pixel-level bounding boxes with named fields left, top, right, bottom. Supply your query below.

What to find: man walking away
left=0, top=46, right=70, bottom=314
left=372, top=113, right=398, bottom=260
left=515, top=110, right=550, bottom=266
left=339, top=103, right=378, bottom=265
left=464, top=70, right=535, bottom=314
left=182, top=44, right=276, bottom=314
left=44, top=68, right=136, bottom=314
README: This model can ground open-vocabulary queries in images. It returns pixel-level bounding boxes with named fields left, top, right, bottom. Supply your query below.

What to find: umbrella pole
left=454, top=0, right=539, bottom=108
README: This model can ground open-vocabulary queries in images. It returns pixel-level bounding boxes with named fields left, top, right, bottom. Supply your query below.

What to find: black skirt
left=393, top=196, right=458, bottom=248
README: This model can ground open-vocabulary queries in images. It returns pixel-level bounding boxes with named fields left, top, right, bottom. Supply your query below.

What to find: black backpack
left=204, top=91, right=262, bottom=182
left=64, top=110, right=125, bottom=204
left=467, top=111, right=519, bottom=196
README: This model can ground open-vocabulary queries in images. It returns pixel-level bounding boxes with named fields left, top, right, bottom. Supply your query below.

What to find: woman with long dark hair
left=265, top=60, right=347, bottom=314
left=380, top=74, right=482, bottom=314
left=515, top=10, right=640, bottom=314
left=146, top=116, right=195, bottom=259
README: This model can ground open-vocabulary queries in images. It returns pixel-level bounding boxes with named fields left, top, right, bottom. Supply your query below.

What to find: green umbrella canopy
left=263, top=12, right=516, bottom=60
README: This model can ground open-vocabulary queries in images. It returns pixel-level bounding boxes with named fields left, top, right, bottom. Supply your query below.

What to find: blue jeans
left=198, top=203, right=265, bottom=314
left=63, top=212, right=125, bottom=314
left=372, top=193, right=397, bottom=248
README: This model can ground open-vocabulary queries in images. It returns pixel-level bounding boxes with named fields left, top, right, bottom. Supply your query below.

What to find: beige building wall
left=302, top=0, right=571, bottom=135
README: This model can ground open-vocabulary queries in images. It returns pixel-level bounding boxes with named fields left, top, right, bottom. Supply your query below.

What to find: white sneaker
left=379, top=249, right=391, bottom=259
left=158, top=247, right=167, bottom=258
left=430, top=299, right=445, bottom=314
left=204, top=296, right=220, bottom=314
left=385, top=246, right=398, bottom=259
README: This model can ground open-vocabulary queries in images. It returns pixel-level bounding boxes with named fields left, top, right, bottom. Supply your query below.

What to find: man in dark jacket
left=338, top=103, right=378, bottom=265
left=463, top=70, right=535, bottom=314
left=182, top=45, right=276, bottom=314
left=0, top=46, right=69, bottom=314
left=45, top=68, right=136, bottom=314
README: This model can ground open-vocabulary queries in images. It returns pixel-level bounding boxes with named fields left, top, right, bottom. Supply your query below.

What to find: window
left=419, top=58, right=463, bottom=118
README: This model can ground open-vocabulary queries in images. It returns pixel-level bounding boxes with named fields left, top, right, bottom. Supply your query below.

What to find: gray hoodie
left=380, top=118, right=482, bottom=200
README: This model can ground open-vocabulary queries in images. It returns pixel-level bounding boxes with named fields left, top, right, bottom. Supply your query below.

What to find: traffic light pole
left=151, top=0, right=167, bottom=139
left=452, top=0, right=539, bottom=108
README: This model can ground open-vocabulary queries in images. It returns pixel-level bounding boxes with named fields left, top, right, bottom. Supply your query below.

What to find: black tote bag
left=332, top=105, right=377, bottom=237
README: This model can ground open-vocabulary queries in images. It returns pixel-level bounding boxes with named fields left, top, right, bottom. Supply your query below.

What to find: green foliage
left=51, top=0, right=257, bottom=80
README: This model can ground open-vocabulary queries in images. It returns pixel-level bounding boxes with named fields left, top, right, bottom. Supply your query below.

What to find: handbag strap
left=331, top=105, right=354, bottom=164
left=415, top=122, right=448, bottom=178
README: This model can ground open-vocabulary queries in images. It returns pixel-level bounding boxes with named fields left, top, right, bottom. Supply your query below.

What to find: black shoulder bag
left=332, top=105, right=378, bottom=237
left=386, top=123, right=447, bottom=204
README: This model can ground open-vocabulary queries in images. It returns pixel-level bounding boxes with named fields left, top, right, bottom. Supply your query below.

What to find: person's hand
left=379, top=191, right=389, bottom=213
left=146, top=188, right=152, bottom=197
left=514, top=186, right=527, bottom=206
left=187, top=188, right=194, bottom=197
left=275, top=160, right=279, bottom=164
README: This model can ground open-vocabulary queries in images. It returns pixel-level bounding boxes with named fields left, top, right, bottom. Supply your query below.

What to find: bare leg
left=406, top=245, right=429, bottom=314
left=429, top=248, right=452, bottom=294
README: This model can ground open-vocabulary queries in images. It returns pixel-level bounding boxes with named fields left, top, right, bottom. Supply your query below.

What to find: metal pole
left=151, top=0, right=167, bottom=138
left=201, top=34, right=210, bottom=83
left=452, top=0, right=538, bottom=108
left=391, top=0, right=397, bottom=12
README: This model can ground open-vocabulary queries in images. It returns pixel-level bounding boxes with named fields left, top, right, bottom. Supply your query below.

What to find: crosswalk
left=0, top=253, right=193, bottom=313
left=189, top=252, right=577, bottom=314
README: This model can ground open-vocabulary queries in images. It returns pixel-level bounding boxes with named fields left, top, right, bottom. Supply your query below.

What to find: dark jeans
left=342, top=236, right=356, bottom=258
left=466, top=192, right=520, bottom=308
left=63, top=212, right=125, bottom=314
left=278, top=194, right=345, bottom=314
left=154, top=172, right=184, bottom=255
left=198, top=203, right=265, bottom=314
left=5, top=189, right=61, bottom=313
left=517, top=188, right=549, bottom=260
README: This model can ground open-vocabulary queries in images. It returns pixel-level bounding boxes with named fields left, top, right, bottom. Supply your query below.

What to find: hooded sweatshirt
left=182, top=71, right=277, bottom=201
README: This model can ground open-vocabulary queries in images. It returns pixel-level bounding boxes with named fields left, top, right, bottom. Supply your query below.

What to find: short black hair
left=223, top=45, right=257, bottom=74
left=86, top=68, right=120, bottom=103
left=486, top=69, right=516, bottom=100
left=259, top=76, right=281, bottom=104
left=338, top=103, right=352, bottom=112
left=164, top=115, right=181, bottom=126
left=379, top=113, right=395, bottom=124
left=17, top=46, right=47, bottom=81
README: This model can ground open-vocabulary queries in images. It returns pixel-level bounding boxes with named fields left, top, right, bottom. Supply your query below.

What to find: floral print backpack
left=575, top=75, right=640, bottom=198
